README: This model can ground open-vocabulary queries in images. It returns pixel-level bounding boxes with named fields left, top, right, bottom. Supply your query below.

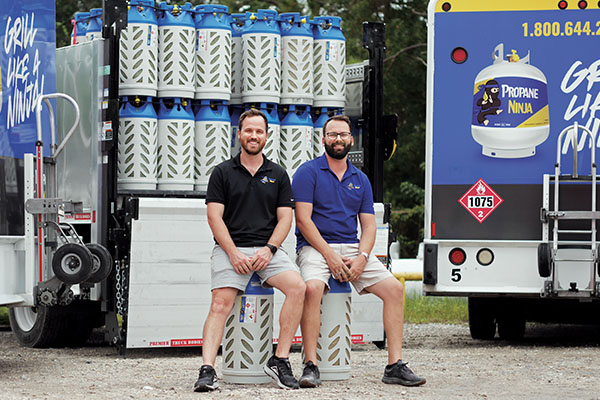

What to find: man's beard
left=241, top=140, right=265, bottom=155
left=325, top=141, right=352, bottom=160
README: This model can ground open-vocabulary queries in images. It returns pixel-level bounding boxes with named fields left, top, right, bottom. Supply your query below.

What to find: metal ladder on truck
left=539, top=122, right=600, bottom=297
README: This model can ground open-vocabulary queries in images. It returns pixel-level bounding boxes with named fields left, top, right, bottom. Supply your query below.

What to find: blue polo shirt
left=292, top=154, right=375, bottom=250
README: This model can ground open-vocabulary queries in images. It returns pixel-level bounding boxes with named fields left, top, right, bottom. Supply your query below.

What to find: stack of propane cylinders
left=72, top=2, right=346, bottom=191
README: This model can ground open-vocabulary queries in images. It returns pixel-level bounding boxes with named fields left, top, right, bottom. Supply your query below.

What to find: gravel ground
left=1, top=323, right=600, bottom=400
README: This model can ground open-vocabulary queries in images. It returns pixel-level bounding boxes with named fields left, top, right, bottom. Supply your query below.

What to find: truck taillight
left=449, top=248, right=466, bottom=265
left=558, top=0, right=568, bottom=9
left=451, top=47, right=468, bottom=64
left=442, top=2, right=451, bottom=12
left=578, top=0, right=587, bottom=8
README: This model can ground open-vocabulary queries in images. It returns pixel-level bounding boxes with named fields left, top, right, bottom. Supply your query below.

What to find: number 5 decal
left=451, top=268, right=462, bottom=282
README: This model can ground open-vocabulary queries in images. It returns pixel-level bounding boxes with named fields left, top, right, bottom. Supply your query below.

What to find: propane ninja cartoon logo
left=471, top=44, right=549, bottom=159
left=475, top=79, right=502, bottom=125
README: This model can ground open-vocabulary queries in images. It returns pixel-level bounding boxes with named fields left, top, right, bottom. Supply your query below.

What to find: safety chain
left=115, top=258, right=129, bottom=317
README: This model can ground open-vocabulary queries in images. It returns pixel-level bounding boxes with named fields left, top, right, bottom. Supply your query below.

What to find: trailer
left=424, top=0, right=600, bottom=339
left=1, top=0, right=397, bottom=351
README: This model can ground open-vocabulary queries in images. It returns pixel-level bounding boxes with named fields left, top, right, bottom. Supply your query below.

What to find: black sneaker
left=263, top=355, right=299, bottom=389
left=382, top=360, right=426, bottom=386
left=193, top=365, right=219, bottom=392
left=299, top=361, right=322, bottom=388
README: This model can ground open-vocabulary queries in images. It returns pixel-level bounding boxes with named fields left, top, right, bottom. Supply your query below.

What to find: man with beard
left=194, top=109, right=306, bottom=392
left=292, top=115, right=426, bottom=388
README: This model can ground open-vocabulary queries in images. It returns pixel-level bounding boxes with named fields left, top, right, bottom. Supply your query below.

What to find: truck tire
left=84, top=243, right=113, bottom=283
left=537, top=243, right=552, bottom=278
left=57, top=300, right=102, bottom=347
left=52, top=243, right=93, bottom=284
left=497, top=316, right=526, bottom=340
left=8, top=305, right=67, bottom=348
left=9, top=300, right=102, bottom=348
left=468, top=297, right=496, bottom=340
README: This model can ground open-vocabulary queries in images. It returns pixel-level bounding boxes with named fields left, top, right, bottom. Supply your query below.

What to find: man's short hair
left=238, top=109, right=269, bottom=133
left=322, top=114, right=351, bottom=136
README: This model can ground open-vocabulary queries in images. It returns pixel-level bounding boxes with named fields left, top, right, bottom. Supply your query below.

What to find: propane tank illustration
left=471, top=43, right=549, bottom=158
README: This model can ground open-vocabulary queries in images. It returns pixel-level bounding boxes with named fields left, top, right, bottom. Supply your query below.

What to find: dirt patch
left=1, top=323, right=600, bottom=400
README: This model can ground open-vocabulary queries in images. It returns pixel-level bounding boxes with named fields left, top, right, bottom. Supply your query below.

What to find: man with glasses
left=292, top=115, right=426, bottom=388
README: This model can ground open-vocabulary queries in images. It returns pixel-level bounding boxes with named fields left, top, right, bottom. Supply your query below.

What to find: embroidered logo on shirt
left=347, top=183, right=360, bottom=190
left=260, top=176, right=276, bottom=184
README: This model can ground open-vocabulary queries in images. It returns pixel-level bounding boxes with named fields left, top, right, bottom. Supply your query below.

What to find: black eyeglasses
left=325, top=132, right=352, bottom=140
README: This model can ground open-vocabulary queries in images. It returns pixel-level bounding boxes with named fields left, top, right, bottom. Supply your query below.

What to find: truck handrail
left=35, top=93, right=81, bottom=158
left=555, top=121, right=595, bottom=179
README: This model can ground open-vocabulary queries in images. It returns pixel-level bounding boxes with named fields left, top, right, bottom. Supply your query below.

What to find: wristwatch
left=360, top=251, right=369, bottom=261
left=266, top=244, right=278, bottom=254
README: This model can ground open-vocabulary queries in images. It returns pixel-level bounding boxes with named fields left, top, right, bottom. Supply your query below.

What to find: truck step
left=547, top=211, right=600, bottom=219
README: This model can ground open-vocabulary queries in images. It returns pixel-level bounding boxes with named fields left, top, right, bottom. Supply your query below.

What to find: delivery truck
left=424, top=0, right=600, bottom=339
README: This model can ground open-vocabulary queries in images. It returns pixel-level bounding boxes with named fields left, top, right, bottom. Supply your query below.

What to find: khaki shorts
left=296, top=243, right=393, bottom=294
left=211, top=245, right=299, bottom=291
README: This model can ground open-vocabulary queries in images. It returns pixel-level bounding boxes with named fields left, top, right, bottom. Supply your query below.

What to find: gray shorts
left=296, top=243, right=393, bottom=294
left=211, top=245, right=299, bottom=291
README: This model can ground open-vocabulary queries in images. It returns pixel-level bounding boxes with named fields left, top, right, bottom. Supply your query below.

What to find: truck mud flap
left=423, top=243, right=438, bottom=285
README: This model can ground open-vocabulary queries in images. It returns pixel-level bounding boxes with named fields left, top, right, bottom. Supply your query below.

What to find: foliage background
left=55, top=0, right=427, bottom=257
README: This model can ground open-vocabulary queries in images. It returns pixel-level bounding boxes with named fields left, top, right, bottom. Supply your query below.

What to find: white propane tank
left=280, top=105, right=313, bottom=178
left=157, top=2, right=196, bottom=98
left=278, top=12, right=313, bottom=105
left=229, top=13, right=246, bottom=105
left=86, top=8, right=102, bottom=41
left=194, top=100, right=231, bottom=192
left=471, top=43, right=549, bottom=158
left=194, top=4, right=232, bottom=101
left=313, top=277, right=352, bottom=380
left=241, top=9, right=281, bottom=104
left=312, top=16, right=346, bottom=108
left=222, top=273, right=273, bottom=384
left=118, top=96, right=158, bottom=190
left=157, top=98, right=195, bottom=190
left=72, top=12, right=89, bottom=45
left=119, top=0, right=158, bottom=97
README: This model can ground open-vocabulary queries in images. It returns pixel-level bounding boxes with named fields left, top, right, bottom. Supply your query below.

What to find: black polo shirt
left=205, top=153, right=294, bottom=247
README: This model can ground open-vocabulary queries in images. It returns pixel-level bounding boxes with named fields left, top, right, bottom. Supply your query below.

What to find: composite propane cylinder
left=194, top=4, right=232, bottom=101
left=229, top=13, right=246, bottom=105
left=194, top=100, right=231, bottom=192
left=471, top=43, right=549, bottom=158
left=257, top=103, right=281, bottom=164
left=118, top=96, right=158, bottom=190
left=157, top=98, right=195, bottom=191
left=157, top=2, right=196, bottom=98
left=119, top=0, right=158, bottom=97
left=241, top=9, right=281, bottom=104
left=72, top=12, right=89, bottom=45
left=86, top=8, right=102, bottom=41
left=312, top=16, right=346, bottom=108
left=278, top=12, right=313, bottom=106
left=279, top=105, right=313, bottom=178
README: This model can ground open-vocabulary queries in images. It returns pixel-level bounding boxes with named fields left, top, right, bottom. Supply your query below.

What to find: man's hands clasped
left=325, top=250, right=367, bottom=282
left=229, top=246, right=273, bottom=275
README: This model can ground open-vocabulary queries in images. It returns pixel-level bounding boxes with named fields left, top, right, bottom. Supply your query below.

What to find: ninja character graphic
left=476, top=79, right=503, bottom=125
